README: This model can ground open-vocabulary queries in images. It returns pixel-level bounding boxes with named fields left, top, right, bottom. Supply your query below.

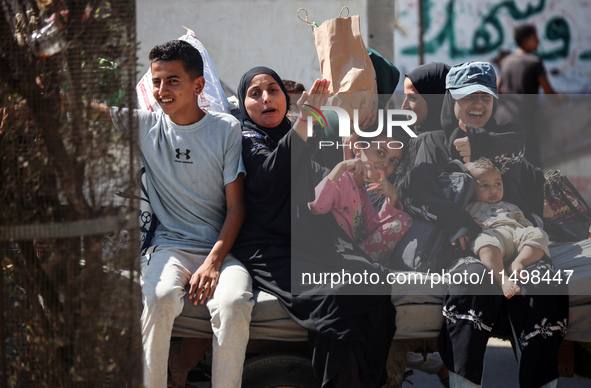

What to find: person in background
left=282, top=79, right=306, bottom=101
left=497, top=24, right=561, bottom=168
left=281, top=79, right=306, bottom=120
left=498, top=24, right=558, bottom=95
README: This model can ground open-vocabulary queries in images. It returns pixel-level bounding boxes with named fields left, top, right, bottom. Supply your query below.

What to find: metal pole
left=418, top=0, right=425, bottom=65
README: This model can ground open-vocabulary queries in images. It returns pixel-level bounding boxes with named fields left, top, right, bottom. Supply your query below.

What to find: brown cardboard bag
left=300, top=7, right=378, bottom=127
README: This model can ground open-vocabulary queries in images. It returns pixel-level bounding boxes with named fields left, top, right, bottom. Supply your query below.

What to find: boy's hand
left=367, top=170, right=399, bottom=205
left=188, top=258, right=221, bottom=306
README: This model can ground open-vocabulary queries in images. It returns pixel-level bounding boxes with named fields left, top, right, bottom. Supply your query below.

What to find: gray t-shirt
left=499, top=52, right=546, bottom=94
left=111, top=108, right=245, bottom=250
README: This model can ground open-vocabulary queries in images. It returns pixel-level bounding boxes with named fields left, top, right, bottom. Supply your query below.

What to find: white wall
left=393, top=0, right=591, bottom=93
left=136, top=0, right=367, bottom=95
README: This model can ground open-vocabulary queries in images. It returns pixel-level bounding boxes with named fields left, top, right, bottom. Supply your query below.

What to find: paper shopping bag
left=303, top=7, right=378, bottom=126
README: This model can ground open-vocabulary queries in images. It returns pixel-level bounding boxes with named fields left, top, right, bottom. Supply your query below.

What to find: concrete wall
left=394, top=0, right=591, bottom=93
left=136, top=0, right=368, bottom=95
left=136, top=0, right=591, bottom=200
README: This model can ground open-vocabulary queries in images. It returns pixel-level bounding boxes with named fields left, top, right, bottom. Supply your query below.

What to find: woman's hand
left=452, top=235, right=470, bottom=250
left=293, top=79, right=330, bottom=141
left=297, top=78, right=330, bottom=112
left=367, top=170, right=399, bottom=205
left=453, top=120, right=472, bottom=162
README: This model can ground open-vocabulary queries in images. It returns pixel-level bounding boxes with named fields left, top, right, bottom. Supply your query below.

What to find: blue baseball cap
left=446, top=61, right=498, bottom=100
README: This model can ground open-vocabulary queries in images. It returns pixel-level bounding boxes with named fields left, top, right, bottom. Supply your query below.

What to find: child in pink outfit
left=308, top=137, right=412, bottom=263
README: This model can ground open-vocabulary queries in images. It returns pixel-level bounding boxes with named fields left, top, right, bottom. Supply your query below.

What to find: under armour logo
left=175, top=148, right=191, bottom=160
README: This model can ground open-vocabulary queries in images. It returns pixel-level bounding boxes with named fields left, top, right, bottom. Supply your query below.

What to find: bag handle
left=297, top=6, right=351, bottom=29
left=297, top=8, right=317, bottom=29
left=339, top=6, right=350, bottom=18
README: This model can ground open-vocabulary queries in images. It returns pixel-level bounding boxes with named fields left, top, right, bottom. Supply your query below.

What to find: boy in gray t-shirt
left=103, top=40, right=253, bottom=388
left=465, top=158, right=549, bottom=299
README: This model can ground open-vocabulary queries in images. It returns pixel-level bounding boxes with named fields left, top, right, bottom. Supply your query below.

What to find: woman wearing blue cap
left=402, top=61, right=568, bottom=388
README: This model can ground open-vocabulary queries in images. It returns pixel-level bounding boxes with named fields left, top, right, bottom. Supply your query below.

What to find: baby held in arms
left=465, top=157, right=550, bottom=298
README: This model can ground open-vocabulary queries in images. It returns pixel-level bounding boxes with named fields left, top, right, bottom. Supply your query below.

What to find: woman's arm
left=466, top=122, right=526, bottom=172
left=405, top=133, right=482, bottom=245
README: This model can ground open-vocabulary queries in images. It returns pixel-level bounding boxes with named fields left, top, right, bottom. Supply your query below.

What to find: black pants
left=437, top=255, right=569, bottom=388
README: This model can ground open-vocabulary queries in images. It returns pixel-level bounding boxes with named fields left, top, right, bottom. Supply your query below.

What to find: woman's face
left=244, top=74, right=287, bottom=128
left=453, top=92, right=494, bottom=128
left=401, top=77, right=428, bottom=125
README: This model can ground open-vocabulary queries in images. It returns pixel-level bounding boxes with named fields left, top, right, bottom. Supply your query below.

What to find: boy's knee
left=143, top=284, right=184, bottom=310
left=212, top=287, right=254, bottom=313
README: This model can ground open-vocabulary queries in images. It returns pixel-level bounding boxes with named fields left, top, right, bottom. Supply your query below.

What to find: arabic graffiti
left=540, top=16, right=570, bottom=60
left=401, top=0, right=575, bottom=60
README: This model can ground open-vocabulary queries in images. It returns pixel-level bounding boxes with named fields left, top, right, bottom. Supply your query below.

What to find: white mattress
left=172, top=239, right=591, bottom=343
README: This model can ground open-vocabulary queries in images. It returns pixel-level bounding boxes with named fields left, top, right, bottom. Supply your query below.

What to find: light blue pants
left=140, top=247, right=254, bottom=388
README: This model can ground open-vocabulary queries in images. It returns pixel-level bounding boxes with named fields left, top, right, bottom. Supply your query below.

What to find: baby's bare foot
left=508, top=261, right=527, bottom=281
left=502, top=277, right=521, bottom=299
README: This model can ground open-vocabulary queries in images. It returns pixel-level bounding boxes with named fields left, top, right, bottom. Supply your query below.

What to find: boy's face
left=244, top=74, right=287, bottom=128
left=151, top=60, right=204, bottom=125
left=453, top=92, right=494, bottom=129
left=523, top=33, right=540, bottom=52
left=354, top=138, right=402, bottom=179
left=472, top=167, right=504, bottom=204
left=401, top=77, right=428, bottom=125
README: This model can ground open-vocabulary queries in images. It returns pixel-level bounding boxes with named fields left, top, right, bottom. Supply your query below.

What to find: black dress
left=402, top=91, right=569, bottom=388
left=232, top=67, right=396, bottom=388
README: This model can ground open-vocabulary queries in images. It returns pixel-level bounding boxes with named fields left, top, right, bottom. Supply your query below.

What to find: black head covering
left=237, top=66, right=292, bottom=147
left=406, top=62, right=451, bottom=132
left=367, top=47, right=400, bottom=109
left=440, top=90, right=499, bottom=160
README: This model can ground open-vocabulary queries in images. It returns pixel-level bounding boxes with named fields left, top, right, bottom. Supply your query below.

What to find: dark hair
left=514, top=24, right=537, bottom=48
left=465, top=157, right=498, bottom=174
left=149, top=40, right=204, bottom=79
left=282, top=80, right=306, bottom=95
